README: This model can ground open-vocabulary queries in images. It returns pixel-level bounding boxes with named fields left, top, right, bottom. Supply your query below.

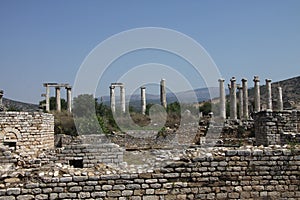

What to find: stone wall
left=254, top=110, right=300, bottom=146
left=56, top=134, right=124, bottom=168
left=0, top=112, right=54, bottom=156
left=0, top=147, right=299, bottom=199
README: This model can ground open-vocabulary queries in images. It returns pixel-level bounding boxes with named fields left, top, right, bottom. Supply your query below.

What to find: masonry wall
left=0, top=112, right=54, bottom=155
left=254, top=110, right=300, bottom=146
left=56, top=134, right=124, bottom=168
left=0, top=148, right=299, bottom=200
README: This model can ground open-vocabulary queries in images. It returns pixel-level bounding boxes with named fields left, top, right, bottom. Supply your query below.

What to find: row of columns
left=219, top=76, right=283, bottom=120
left=110, top=83, right=126, bottom=114
left=43, top=83, right=72, bottom=112
left=110, top=79, right=167, bottom=114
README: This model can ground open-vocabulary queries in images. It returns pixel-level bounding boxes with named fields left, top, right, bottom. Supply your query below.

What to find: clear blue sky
left=0, top=1, right=299, bottom=103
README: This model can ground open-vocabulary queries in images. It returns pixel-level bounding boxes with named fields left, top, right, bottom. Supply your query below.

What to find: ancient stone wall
left=0, top=148, right=299, bottom=199
left=254, top=110, right=300, bottom=146
left=56, top=135, right=124, bottom=168
left=0, top=112, right=54, bottom=156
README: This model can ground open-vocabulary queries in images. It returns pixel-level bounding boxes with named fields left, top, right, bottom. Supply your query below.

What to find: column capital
left=140, top=86, right=146, bottom=89
left=265, top=78, right=272, bottom=83
left=253, top=76, right=260, bottom=82
left=218, top=78, right=225, bottom=82
left=241, top=78, right=247, bottom=82
left=230, top=77, right=236, bottom=82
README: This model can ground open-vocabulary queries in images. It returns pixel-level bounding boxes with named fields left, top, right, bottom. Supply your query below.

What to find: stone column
left=0, top=90, right=3, bottom=105
left=277, top=86, right=283, bottom=111
left=55, top=87, right=61, bottom=112
left=218, top=79, right=226, bottom=119
left=66, top=86, right=72, bottom=113
left=160, top=79, right=167, bottom=108
left=110, top=86, right=115, bottom=113
left=253, top=76, right=261, bottom=112
left=266, top=79, right=272, bottom=111
left=141, top=86, right=146, bottom=115
left=120, top=85, right=125, bottom=113
left=230, top=77, right=237, bottom=120
left=241, top=78, right=249, bottom=120
left=45, top=85, right=50, bottom=112
left=237, top=84, right=243, bottom=120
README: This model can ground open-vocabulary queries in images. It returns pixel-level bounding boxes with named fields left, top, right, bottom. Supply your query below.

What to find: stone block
left=91, top=191, right=106, bottom=198
left=122, top=190, right=134, bottom=196
left=0, top=196, right=15, bottom=200
left=6, top=188, right=20, bottom=195
left=16, top=195, right=35, bottom=200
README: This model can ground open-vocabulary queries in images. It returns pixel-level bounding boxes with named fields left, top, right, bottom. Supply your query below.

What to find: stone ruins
left=0, top=90, right=4, bottom=111
left=0, top=76, right=299, bottom=199
left=110, top=83, right=125, bottom=114
left=109, top=79, right=167, bottom=114
left=42, top=83, right=72, bottom=112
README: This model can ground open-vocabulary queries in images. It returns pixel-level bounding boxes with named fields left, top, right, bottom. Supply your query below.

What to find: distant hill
left=248, top=75, right=300, bottom=110
left=2, top=98, right=39, bottom=111
left=100, top=87, right=228, bottom=110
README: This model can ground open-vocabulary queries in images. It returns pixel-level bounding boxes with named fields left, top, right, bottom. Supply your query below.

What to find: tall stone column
left=141, top=86, right=146, bottom=115
left=120, top=85, right=126, bottom=113
left=266, top=79, right=272, bottom=111
left=237, top=84, right=243, bottom=120
left=277, top=86, right=283, bottom=111
left=241, top=78, right=249, bottom=120
left=160, top=79, right=167, bottom=108
left=218, top=79, right=226, bottom=119
left=253, top=76, right=261, bottom=112
left=110, top=86, right=115, bottom=113
left=55, top=87, right=61, bottom=112
left=66, top=86, right=72, bottom=113
left=0, top=90, right=3, bottom=105
left=230, top=77, right=237, bottom=120
left=45, top=85, right=50, bottom=112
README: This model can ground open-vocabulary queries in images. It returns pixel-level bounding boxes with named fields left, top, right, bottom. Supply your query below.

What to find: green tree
left=39, top=97, right=67, bottom=111
left=199, top=102, right=211, bottom=115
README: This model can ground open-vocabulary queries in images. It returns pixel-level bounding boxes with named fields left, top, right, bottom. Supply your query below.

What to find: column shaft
left=55, top=87, right=61, bottom=112
left=238, top=85, right=243, bottom=119
left=242, top=78, right=249, bottom=120
left=45, top=86, right=50, bottom=112
left=277, top=87, right=283, bottom=111
left=253, top=76, right=261, bottom=112
left=160, top=79, right=167, bottom=108
left=66, top=87, right=72, bottom=113
left=266, top=79, right=272, bottom=111
left=230, top=77, right=237, bottom=120
left=218, top=79, right=226, bottom=119
left=0, top=90, right=3, bottom=105
left=110, top=86, right=115, bottom=113
left=141, top=87, right=146, bottom=115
